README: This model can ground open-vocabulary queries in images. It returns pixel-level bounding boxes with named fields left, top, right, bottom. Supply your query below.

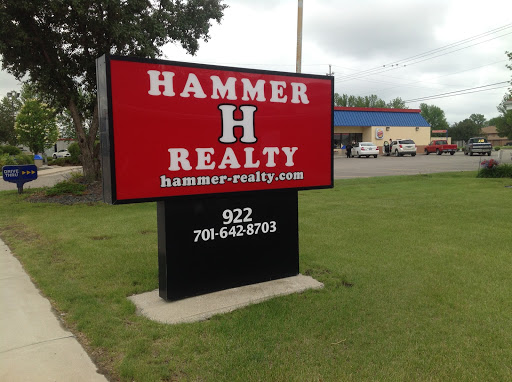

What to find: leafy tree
left=56, top=109, right=77, bottom=140
left=386, top=97, right=407, bottom=109
left=488, top=116, right=501, bottom=127
left=495, top=111, right=512, bottom=139
left=364, top=95, right=386, bottom=108
left=469, top=113, right=486, bottom=129
left=492, top=51, right=512, bottom=139
left=334, top=93, right=406, bottom=108
left=419, top=103, right=449, bottom=135
left=15, top=99, right=58, bottom=155
left=506, top=50, right=512, bottom=87
left=0, top=0, right=226, bottom=181
left=0, top=93, right=22, bottom=145
left=449, top=119, right=482, bottom=142
left=491, top=109, right=512, bottom=139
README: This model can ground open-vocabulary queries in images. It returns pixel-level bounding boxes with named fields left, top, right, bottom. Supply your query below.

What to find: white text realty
left=147, top=70, right=309, bottom=171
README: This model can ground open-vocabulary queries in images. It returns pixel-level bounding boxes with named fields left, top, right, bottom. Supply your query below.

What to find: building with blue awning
left=334, top=107, right=431, bottom=152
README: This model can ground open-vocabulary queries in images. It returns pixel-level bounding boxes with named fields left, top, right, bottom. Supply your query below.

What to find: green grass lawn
left=1, top=172, right=512, bottom=381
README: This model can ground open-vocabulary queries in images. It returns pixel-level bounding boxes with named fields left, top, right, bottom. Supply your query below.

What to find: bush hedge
left=0, top=145, right=21, bottom=155
left=477, top=163, right=512, bottom=178
left=47, top=156, right=81, bottom=166
left=0, top=153, right=34, bottom=167
left=45, top=180, right=87, bottom=196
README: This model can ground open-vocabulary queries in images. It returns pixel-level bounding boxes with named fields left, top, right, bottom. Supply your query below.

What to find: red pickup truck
left=424, top=139, right=457, bottom=155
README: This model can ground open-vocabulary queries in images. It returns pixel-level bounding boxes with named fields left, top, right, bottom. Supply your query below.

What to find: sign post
left=2, top=165, right=38, bottom=193
left=97, top=55, right=333, bottom=301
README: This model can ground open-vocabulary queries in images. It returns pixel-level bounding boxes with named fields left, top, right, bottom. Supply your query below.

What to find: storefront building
left=334, top=107, right=431, bottom=153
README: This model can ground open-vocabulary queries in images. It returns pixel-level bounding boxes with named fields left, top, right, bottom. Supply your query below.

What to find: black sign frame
left=157, top=189, right=299, bottom=300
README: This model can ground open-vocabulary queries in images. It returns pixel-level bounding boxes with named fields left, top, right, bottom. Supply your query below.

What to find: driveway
left=334, top=151, right=492, bottom=179
left=0, top=166, right=82, bottom=192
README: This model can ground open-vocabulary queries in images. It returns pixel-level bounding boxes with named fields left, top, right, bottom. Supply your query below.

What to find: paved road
left=0, top=166, right=82, bottom=192
left=333, top=151, right=492, bottom=179
left=1, top=153, right=494, bottom=191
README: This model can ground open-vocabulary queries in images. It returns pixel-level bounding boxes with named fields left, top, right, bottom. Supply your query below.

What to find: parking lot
left=333, top=151, right=494, bottom=179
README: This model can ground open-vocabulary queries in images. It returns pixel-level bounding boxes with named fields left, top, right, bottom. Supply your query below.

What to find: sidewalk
left=37, top=165, right=83, bottom=176
left=0, top=237, right=107, bottom=382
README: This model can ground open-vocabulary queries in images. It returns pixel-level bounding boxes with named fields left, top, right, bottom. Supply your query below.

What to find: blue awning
left=334, top=110, right=430, bottom=127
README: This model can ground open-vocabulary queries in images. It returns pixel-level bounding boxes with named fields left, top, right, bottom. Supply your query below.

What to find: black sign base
left=157, top=190, right=299, bottom=301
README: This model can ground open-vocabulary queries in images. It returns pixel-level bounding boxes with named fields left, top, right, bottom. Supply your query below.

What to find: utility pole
left=326, top=64, right=334, bottom=76
left=296, top=0, right=303, bottom=73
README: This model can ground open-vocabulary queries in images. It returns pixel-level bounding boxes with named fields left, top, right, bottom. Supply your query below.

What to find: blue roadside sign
left=2, top=164, right=38, bottom=193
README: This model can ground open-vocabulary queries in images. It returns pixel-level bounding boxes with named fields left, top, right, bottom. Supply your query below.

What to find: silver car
left=391, top=139, right=417, bottom=157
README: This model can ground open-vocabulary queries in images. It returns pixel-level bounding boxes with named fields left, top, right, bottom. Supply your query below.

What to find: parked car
left=504, top=142, right=512, bottom=147
left=390, top=139, right=417, bottom=157
left=424, top=139, right=457, bottom=155
left=351, top=142, right=379, bottom=158
left=52, top=149, right=71, bottom=159
left=464, top=137, right=492, bottom=156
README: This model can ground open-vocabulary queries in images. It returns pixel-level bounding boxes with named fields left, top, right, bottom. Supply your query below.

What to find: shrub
left=47, top=157, right=80, bottom=166
left=477, top=163, right=512, bottom=178
left=0, top=153, right=12, bottom=166
left=0, top=153, right=34, bottom=167
left=13, top=154, right=34, bottom=165
left=0, top=145, right=21, bottom=155
left=494, top=146, right=501, bottom=151
left=45, top=180, right=87, bottom=196
left=48, top=158, right=68, bottom=166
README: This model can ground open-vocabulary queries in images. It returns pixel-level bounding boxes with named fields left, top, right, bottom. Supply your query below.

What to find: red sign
left=97, top=56, right=333, bottom=203
left=431, top=130, right=447, bottom=133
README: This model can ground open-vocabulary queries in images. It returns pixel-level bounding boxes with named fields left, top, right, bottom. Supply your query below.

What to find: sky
left=1, top=0, right=511, bottom=125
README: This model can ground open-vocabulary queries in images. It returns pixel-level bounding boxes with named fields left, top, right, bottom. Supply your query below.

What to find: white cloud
left=0, top=70, right=23, bottom=98
left=1, top=0, right=511, bottom=124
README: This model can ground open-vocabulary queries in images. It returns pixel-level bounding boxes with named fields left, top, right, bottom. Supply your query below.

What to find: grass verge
left=1, top=172, right=511, bottom=381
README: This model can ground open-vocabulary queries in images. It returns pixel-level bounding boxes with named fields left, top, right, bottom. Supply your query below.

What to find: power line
left=405, top=86, right=509, bottom=102
left=334, top=23, right=512, bottom=82
left=334, top=24, right=512, bottom=81
left=403, top=82, right=510, bottom=103
left=391, top=24, right=512, bottom=65
left=334, top=31, right=512, bottom=84
left=374, top=59, right=508, bottom=93
left=398, top=32, right=512, bottom=67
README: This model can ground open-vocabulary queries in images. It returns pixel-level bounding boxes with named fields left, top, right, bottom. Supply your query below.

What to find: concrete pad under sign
left=128, top=274, right=323, bottom=324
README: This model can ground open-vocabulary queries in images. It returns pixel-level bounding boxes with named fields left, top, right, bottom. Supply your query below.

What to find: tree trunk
left=68, top=98, right=100, bottom=182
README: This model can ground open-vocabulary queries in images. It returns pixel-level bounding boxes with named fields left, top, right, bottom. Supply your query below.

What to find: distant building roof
left=481, top=126, right=498, bottom=135
left=334, top=107, right=430, bottom=127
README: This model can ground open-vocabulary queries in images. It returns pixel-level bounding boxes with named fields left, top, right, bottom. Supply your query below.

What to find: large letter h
left=218, top=104, right=257, bottom=144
